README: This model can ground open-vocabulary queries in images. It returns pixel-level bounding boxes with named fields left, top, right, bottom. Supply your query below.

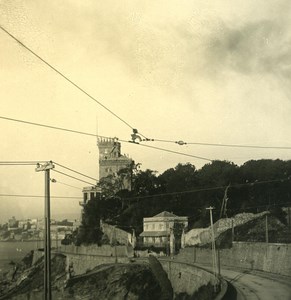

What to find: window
left=152, top=224, right=155, bottom=230
left=159, top=224, right=163, bottom=229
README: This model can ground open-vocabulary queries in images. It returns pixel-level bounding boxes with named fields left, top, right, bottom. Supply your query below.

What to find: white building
left=140, top=211, right=188, bottom=248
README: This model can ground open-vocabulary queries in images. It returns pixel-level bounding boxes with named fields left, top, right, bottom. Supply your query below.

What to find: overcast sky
left=0, top=0, right=291, bottom=223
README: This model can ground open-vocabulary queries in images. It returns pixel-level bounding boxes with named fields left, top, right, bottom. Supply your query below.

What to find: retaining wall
left=159, top=259, right=219, bottom=298
left=55, top=244, right=132, bottom=275
left=178, top=242, right=291, bottom=276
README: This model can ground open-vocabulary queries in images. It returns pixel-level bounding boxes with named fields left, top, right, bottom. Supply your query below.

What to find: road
left=197, top=264, right=291, bottom=300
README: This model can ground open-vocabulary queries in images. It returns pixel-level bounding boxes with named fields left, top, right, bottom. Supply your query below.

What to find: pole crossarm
left=35, top=161, right=55, bottom=172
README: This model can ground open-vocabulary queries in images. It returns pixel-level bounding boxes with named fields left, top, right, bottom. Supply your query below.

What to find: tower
left=98, top=137, right=133, bottom=189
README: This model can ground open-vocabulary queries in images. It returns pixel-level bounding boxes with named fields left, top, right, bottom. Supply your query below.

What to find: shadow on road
left=222, top=281, right=238, bottom=300
left=229, top=270, right=250, bottom=283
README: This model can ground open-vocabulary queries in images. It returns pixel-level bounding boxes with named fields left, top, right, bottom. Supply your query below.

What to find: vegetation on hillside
left=77, top=159, right=291, bottom=244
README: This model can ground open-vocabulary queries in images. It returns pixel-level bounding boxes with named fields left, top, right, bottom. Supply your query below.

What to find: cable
left=1, top=27, right=290, bottom=151
left=0, top=115, right=214, bottom=162
left=53, top=162, right=98, bottom=182
left=121, top=177, right=291, bottom=201
left=0, top=161, right=47, bottom=165
left=144, top=138, right=291, bottom=150
left=0, top=115, right=105, bottom=138
left=119, top=139, right=213, bottom=161
left=0, top=25, right=148, bottom=139
left=0, top=193, right=82, bottom=199
left=52, top=169, right=96, bottom=186
left=51, top=179, right=83, bottom=190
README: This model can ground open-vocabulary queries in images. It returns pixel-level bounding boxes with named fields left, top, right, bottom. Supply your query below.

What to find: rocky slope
left=0, top=253, right=165, bottom=300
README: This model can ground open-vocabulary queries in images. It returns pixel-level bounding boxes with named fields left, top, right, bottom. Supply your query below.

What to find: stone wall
left=178, top=242, right=291, bottom=276
left=159, top=259, right=219, bottom=298
left=55, top=244, right=132, bottom=276
left=101, top=222, right=132, bottom=246
left=65, top=253, right=129, bottom=275
left=185, top=212, right=268, bottom=246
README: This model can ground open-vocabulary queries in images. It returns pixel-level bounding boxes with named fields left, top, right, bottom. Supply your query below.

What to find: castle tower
left=80, top=137, right=133, bottom=212
left=98, top=137, right=133, bottom=188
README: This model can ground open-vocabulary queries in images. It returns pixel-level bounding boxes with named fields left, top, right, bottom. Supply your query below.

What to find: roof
left=140, top=231, right=169, bottom=237
left=153, top=211, right=177, bottom=218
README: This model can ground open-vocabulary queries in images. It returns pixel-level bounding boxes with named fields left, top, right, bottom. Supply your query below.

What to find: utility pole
left=36, top=161, right=54, bottom=300
left=265, top=214, right=269, bottom=243
left=206, top=206, right=218, bottom=289
left=231, top=219, right=234, bottom=243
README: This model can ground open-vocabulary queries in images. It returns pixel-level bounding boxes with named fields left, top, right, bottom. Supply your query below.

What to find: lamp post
left=36, top=161, right=54, bottom=300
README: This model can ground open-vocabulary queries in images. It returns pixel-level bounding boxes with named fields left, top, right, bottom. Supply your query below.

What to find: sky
left=0, top=0, right=291, bottom=223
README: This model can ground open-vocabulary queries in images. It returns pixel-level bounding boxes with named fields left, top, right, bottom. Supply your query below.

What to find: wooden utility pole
left=206, top=206, right=218, bottom=286
left=36, top=161, right=54, bottom=300
left=265, top=214, right=269, bottom=243
left=231, top=219, right=234, bottom=243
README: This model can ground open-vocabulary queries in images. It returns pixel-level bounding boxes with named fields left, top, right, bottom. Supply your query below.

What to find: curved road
left=197, top=264, right=291, bottom=300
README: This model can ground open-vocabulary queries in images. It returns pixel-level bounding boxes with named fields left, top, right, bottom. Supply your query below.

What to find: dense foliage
left=82, top=159, right=291, bottom=239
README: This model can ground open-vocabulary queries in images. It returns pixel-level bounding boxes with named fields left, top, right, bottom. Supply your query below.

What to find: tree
left=75, top=198, right=103, bottom=245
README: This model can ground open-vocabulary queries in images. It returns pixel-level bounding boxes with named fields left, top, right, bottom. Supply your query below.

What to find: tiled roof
left=153, top=211, right=177, bottom=218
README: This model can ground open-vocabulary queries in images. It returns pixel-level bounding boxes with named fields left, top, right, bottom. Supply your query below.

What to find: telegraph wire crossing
left=1, top=26, right=291, bottom=151
left=0, top=115, right=213, bottom=162
left=1, top=115, right=291, bottom=165
left=0, top=160, right=98, bottom=182
left=0, top=25, right=148, bottom=141
left=1, top=160, right=290, bottom=201
left=53, top=161, right=98, bottom=182
left=1, top=115, right=291, bottom=153
left=0, top=193, right=82, bottom=199
left=50, top=178, right=83, bottom=190
left=52, top=169, right=96, bottom=186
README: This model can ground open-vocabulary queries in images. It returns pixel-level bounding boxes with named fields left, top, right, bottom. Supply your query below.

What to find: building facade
left=98, top=137, right=133, bottom=189
left=80, top=137, right=133, bottom=211
left=140, top=211, right=188, bottom=248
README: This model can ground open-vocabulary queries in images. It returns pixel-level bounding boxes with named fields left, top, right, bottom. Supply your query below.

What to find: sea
left=0, top=240, right=60, bottom=276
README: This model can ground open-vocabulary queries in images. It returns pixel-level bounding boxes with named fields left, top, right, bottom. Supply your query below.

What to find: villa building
left=140, top=211, right=188, bottom=249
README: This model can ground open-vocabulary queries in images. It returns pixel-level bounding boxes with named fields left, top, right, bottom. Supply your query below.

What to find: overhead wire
left=0, top=115, right=214, bottom=162
left=52, top=169, right=96, bottom=186
left=0, top=25, right=148, bottom=140
left=50, top=179, right=83, bottom=190
left=53, top=161, right=98, bottom=182
left=0, top=193, right=82, bottom=199
left=0, top=161, right=47, bottom=165
left=146, top=138, right=291, bottom=150
left=119, top=139, right=213, bottom=162
left=2, top=27, right=291, bottom=151
left=120, top=177, right=291, bottom=201
left=0, top=115, right=104, bottom=138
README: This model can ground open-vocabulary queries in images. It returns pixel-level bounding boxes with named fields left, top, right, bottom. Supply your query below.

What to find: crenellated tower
left=98, top=137, right=133, bottom=188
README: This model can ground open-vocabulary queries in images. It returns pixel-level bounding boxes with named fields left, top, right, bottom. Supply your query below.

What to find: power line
left=53, top=162, right=98, bottom=182
left=0, top=115, right=214, bottom=162
left=0, top=115, right=105, bottom=138
left=1, top=115, right=289, bottom=163
left=142, top=138, right=291, bottom=150
left=1, top=28, right=290, bottom=152
left=121, top=141, right=213, bottom=162
left=52, top=169, right=96, bottom=186
left=51, top=179, right=83, bottom=190
left=0, top=161, right=47, bottom=165
left=0, top=25, right=148, bottom=139
left=121, top=177, right=291, bottom=201
left=0, top=193, right=82, bottom=199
